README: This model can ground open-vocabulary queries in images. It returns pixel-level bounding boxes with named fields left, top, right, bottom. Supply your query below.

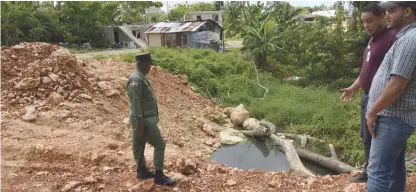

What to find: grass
left=90, top=47, right=416, bottom=167
left=68, top=48, right=107, bottom=54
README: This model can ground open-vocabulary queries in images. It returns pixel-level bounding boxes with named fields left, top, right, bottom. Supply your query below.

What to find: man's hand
left=367, top=110, right=377, bottom=139
left=340, top=87, right=357, bottom=101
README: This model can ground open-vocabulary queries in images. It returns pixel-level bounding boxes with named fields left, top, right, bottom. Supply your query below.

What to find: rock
left=178, top=74, right=188, bottom=85
left=84, top=67, right=97, bottom=78
left=213, top=143, right=221, bottom=148
left=58, top=110, right=72, bottom=119
left=97, top=184, right=105, bottom=190
left=202, top=124, right=216, bottom=137
left=117, top=151, right=125, bottom=155
left=61, top=181, right=81, bottom=192
left=83, top=176, right=97, bottom=184
left=97, top=81, right=120, bottom=97
left=15, top=78, right=40, bottom=90
left=219, top=128, right=246, bottom=145
left=78, top=94, right=92, bottom=101
left=204, top=140, right=214, bottom=147
left=123, top=118, right=130, bottom=125
left=49, top=73, right=59, bottom=82
left=242, top=118, right=261, bottom=130
left=7, top=93, right=16, bottom=98
left=103, top=166, right=118, bottom=172
left=268, top=181, right=278, bottom=188
left=47, top=92, right=64, bottom=106
left=74, top=186, right=82, bottom=192
left=22, top=105, right=37, bottom=122
left=91, top=152, right=105, bottom=165
left=176, top=158, right=198, bottom=175
left=36, top=171, right=50, bottom=176
left=230, top=104, right=250, bottom=126
left=57, top=87, right=64, bottom=94
left=51, top=48, right=71, bottom=57
left=223, top=107, right=234, bottom=117
left=42, top=77, right=52, bottom=84
left=226, top=179, right=237, bottom=186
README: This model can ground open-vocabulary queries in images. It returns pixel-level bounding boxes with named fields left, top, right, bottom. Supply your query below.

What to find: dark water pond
left=211, top=138, right=336, bottom=175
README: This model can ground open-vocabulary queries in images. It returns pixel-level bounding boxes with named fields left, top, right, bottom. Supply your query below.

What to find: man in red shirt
left=340, top=2, right=396, bottom=183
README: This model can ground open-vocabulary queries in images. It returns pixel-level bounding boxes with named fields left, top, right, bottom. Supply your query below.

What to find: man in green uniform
left=127, top=52, right=176, bottom=186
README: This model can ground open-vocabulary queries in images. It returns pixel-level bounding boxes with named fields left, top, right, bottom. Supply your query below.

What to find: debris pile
left=1, top=42, right=107, bottom=111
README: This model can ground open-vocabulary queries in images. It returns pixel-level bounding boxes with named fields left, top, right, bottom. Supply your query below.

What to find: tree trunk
left=270, top=134, right=315, bottom=177
left=241, top=126, right=270, bottom=138
left=295, top=148, right=358, bottom=174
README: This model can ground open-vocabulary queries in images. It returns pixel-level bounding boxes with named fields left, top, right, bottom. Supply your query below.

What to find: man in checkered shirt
left=366, top=2, right=416, bottom=192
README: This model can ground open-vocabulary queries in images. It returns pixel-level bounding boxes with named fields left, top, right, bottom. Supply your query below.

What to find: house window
left=212, top=15, right=219, bottom=21
left=197, top=15, right=201, bottom=20
left=132, top=30, right=141, bottom=38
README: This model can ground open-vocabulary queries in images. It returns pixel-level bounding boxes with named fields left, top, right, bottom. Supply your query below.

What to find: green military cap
left=135, top=52, right=152, bottom=63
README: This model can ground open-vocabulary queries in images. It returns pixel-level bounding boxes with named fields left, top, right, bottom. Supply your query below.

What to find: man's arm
left=350, top=76, right=361, bottom=91
left=367, top=75, right=408, bottom=116
left=340, top=76, right=360, bottom=101
left=128, top=78, right=144, bottom=127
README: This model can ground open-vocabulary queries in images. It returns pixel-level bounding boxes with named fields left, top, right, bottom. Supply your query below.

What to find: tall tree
left=223, top=1, right=247, bottom=38
left=117, top=1, right=163, bottom=24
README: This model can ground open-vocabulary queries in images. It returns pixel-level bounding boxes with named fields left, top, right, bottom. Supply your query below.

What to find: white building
left=311, top=10, right=337, bottom=17
left=189, top=11, right=223, bottom=25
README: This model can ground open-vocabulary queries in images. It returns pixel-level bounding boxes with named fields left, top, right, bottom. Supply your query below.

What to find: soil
left=2, top=43, right=416, bottom=192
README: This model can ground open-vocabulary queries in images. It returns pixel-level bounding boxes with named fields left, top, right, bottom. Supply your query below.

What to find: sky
left=159, top=1, right=337, bottom=12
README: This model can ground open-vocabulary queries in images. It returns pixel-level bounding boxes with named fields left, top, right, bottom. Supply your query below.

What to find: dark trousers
left=360, top=92, right=372, bottom=171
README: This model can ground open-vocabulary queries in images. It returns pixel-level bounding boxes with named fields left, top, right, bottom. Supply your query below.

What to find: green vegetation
left=68, top=48, right=107, bottom=54
left=92, top=47, right=416, bottom=166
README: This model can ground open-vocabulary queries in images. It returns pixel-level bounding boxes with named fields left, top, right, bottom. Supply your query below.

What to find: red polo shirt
left=359, top=28, right=396, bottom=93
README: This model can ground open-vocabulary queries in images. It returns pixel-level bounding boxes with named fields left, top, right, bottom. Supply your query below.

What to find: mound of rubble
left=1, top=42, right=119, bottom=111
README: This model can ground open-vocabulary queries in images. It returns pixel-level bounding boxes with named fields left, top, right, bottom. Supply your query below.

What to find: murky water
left=211, top=138, right=335, bottom=175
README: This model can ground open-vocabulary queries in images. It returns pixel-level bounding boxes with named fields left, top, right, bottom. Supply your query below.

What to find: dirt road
left=74, top=48, right=141, bottom=60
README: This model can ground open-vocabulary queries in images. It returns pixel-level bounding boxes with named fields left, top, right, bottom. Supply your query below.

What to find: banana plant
left=241, top=3, right=281, bottom=69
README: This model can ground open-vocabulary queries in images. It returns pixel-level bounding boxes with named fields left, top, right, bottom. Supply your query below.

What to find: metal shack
left=145, top=19, right=224, bottom=51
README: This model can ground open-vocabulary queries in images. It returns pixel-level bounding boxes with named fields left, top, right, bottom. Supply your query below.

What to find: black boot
left=350, top=171, right=368, bottom=183
left=154, top=171, right=176, bottom=186
left=137, top=166, right=155, bottom=180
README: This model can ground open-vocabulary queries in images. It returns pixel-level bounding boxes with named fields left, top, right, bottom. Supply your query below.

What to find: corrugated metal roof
left=145, top=21, right=207, bottom=34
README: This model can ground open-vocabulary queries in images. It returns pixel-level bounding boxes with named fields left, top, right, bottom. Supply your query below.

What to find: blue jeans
left=360, top=93, right=371, bottom=171
left=367, top=116, right=415, bottom=192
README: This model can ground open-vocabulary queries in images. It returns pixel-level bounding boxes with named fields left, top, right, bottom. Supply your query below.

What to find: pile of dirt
left=0, top=42, right=94, bottom=110
left=1, top=42, right=121, bottom=113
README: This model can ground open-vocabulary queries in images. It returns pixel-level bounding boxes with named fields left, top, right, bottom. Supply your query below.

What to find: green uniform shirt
left=127, top=71, right=159, bottom=126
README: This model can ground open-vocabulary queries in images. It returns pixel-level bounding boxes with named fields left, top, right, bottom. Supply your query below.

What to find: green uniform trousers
left=132, top=115, right=165, bottom=171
